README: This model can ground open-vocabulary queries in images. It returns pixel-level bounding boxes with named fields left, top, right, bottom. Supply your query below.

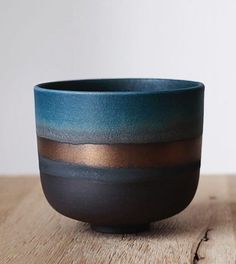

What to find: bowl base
left=91, top=223, right=150, bottom=234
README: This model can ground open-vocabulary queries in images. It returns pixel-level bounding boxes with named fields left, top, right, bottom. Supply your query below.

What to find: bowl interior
left=36, top=79, right=203, bottom=93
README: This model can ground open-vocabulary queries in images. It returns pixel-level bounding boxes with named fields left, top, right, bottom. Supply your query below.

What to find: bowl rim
left=34, top=78, right=204, bottom=95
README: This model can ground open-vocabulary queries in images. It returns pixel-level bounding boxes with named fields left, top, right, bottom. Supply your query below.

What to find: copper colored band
left=37, top=136, right=202, bottom=168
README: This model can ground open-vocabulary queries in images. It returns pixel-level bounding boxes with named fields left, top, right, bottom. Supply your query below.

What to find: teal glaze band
left=34, top=79, right=204, bottom=144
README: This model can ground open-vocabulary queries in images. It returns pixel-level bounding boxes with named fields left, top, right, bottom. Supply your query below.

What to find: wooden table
left=0, top=176, right=235, bottom=263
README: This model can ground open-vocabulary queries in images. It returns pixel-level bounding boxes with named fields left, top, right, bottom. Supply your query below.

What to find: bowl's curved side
left=34, top=85, right=204, bottom=144
left=35, top=79, right=204, bottom=233
left=39, top=157, right=200, bottom=226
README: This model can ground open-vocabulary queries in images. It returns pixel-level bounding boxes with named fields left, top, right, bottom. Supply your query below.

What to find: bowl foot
left=91, top=223, right=150, bottom=234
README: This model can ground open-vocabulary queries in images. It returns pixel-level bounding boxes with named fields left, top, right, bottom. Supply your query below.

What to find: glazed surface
left=35, top=79, right=204, bottom=229
left=35, top=79, right=204, bottom=144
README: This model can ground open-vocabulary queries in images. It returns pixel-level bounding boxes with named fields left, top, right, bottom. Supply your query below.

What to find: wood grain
left=0, top=176, right=235, bottom=264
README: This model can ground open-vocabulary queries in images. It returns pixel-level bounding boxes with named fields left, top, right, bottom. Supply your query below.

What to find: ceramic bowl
left=34, top=79, right=204, bottom=234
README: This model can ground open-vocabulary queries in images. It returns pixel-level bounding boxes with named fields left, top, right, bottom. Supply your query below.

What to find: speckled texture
left=34, top=79, right=204, bottom=144
left=34, top=78, right=204, bottom=233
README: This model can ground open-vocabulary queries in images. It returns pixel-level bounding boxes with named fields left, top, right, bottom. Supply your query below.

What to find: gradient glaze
left=35, top=79, right=204, bottom=144
left=34, top=78, right=204, bottom=233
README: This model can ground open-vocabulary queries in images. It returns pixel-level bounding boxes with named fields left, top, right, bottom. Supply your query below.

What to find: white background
left=0, top=0, right=235, bottom=175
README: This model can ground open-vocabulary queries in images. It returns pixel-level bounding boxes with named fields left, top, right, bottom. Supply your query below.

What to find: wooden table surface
left=0, top=176, right=236, bottom=264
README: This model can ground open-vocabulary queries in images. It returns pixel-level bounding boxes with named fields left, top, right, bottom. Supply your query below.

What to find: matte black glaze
left=40, top=159, right=200, bottom=233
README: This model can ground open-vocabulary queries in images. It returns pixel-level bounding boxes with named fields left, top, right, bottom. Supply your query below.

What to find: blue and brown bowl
left=34, top=78, right=204, bottom=234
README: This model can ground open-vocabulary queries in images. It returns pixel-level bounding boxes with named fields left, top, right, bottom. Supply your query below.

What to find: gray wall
left=1, top=0, right=235, bottom=174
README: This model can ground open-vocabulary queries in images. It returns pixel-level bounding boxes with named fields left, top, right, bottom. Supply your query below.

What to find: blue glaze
left=34, top=79, right=204, bottom=144
left=39, top=156, right=200, bottom=183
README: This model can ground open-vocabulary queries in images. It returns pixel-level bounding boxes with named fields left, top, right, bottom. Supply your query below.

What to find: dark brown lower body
left=40, top=158, right=200, bottom=233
